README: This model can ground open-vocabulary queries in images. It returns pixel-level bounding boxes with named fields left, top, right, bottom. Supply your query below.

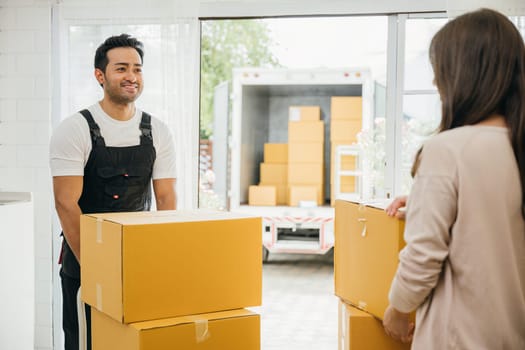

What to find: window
left=397, top=16, right=447, bottom=194
left=395, top=14, right=525, bottom=195
left=510, top=15, right=525, bottom=38
left=65, top=24, right=169, bottom=122
left=199, top=16, right=389, bottom=209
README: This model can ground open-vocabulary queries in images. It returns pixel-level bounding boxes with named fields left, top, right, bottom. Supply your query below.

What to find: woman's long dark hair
left=416, top=8, right=525, bottom=217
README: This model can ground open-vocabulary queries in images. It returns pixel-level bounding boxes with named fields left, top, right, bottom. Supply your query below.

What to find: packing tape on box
left=358, top=300, right=368, bottom=311
left=96, top=283, right=103, bottom=310
left=96, top=218, right=103, bottom=243
left=194, top=319, right=210, bottom=343
left=357, top=218, right=367, bottom=237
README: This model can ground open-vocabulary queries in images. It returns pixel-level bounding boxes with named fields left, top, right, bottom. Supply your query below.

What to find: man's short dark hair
left=94, top=33, right=144, bottom=73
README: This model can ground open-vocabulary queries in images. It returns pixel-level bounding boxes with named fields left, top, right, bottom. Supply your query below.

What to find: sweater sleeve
left=388, top=138, right=458, bottom=313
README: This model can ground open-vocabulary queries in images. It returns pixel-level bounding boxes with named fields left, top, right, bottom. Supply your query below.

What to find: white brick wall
left=0, top=99, right=17, bottom=121
left=0, top=1, right=54, bottom=349
left=0, top=31, right=36, bottom=52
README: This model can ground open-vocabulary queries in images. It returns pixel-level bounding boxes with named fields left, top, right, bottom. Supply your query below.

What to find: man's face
left=96, top=47, right=144, bottom=105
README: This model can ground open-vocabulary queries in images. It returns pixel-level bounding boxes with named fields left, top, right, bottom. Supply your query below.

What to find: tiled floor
left=251, top=251, right=338, bottom=350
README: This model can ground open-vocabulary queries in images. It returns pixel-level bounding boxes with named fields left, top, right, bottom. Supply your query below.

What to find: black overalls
left=60, top=109, right=156, bottom=350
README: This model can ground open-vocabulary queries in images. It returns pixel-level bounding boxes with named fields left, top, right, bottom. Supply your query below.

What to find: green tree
left=200, top=19, right=279, bottom=138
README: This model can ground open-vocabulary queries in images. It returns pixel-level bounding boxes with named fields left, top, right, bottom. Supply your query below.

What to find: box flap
left=83, top=209, right=258, bottom=225
left=335, top=198, right=393, bottom=211
left=131, top=309, right=257, bottom=331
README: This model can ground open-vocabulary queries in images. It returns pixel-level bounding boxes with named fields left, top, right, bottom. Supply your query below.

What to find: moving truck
left=209, top=67, right=376, bottom=260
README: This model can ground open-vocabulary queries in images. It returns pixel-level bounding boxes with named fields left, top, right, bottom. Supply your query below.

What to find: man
left=50, top=34, right=177, bottom=350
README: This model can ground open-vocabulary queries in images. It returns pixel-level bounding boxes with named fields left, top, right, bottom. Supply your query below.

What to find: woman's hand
left=383, top=304, right=415, bottom=343
left=385, top=196, right=408, bottom=219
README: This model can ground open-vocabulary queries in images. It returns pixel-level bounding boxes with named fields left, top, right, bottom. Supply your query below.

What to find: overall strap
left=139, top=112, right=153, bottom=144
left=79, top=109, right=106, bottom=147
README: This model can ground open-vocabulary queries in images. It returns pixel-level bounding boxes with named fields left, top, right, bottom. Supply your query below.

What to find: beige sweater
left=389, top=126, right=525, bottom=349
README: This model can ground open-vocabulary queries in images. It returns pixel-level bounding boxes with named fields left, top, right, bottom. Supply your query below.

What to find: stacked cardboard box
left=338, top=301, right=410, bottom=350
left=330, top=97, right=363, bottom=206
left=289, top=105, right=322, bottom=122
left=334, top=199, right=412, bottom=349
left=288, top=106, right=324, bottom=205
left=248, top=185, right=277, bottom=206
left=251, top=143, right=288, bottom=205
left=80, top=210, right=262, bottom=349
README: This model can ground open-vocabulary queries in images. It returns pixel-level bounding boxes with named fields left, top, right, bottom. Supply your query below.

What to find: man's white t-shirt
left=50, top=103, right=176, bottom=179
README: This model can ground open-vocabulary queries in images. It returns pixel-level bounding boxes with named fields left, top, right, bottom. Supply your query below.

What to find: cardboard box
left=289, top=106, right=321, bottom=121
left=288, top=142, right=324, bottom=163
left=92, top=307, right=260, bottom=350
left=260, top=163, right=287, bottom=184
left=334, top=200, right=405, bottom=320
left=338, top=300, right=410, bottom=350
left=288, top=121, right=324, bottom=142
left=330, top=120, right=361, bottom=143
left=288, top=163, right=323, bottom=184
left=259, top=183, right=288, bottom=205
left=263, top=143, right=288, bottom=164
left=288, top=186, right=318, bottom=206
left=81, top=210, right=262, bottom=323
left=288, top=183, right=323, bottom=205
left=248, top=185, right=276, bottom=206
left=331, top=96, right=362, bottom=121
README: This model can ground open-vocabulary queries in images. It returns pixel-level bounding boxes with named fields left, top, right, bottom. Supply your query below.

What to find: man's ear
left=94, top=68, right=105, bottom=87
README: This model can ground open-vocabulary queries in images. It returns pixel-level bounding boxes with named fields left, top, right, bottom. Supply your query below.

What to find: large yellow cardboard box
left=330, top=120, right=361, bottom=142
left=289, top=106, right=321, bottom=121
left=288, top=121, right=324, bottom=142
left=288, top=186, right=318, bottom=206
left=248, top=185, right=276, bottom=206
left=92, top=307, right=260, bottom=350
left=331, top=96, right=362, bottom=121
left=81, top=210, right=262, bottom=323
left=288, top=142, right=324, bottom=163
left=263, top=143, right=288, bottom=164
left=334, top=200, right=405, bottom=320
left=288, top=163, right=323, bottom=184
left=260, top=163, right=287, bottom=184
left=338, top=300, right=410, bottom=350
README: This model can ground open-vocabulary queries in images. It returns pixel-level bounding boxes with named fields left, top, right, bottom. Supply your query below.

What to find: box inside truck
left=239, top=83, right=363, bottom=205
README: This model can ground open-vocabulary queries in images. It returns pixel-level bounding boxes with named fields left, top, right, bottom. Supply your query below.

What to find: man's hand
left=383, top=304, right=415, bottom=343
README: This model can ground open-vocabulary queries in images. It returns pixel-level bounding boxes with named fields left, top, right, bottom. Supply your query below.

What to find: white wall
left=0, top=0, right=54, bottom=349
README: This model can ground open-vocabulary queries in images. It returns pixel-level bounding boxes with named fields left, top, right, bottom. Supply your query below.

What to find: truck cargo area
left=224, top=68, right=374, bottom=259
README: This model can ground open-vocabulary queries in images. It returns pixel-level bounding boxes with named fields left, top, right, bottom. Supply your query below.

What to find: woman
left=383, top=8, right=525, bottom=349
